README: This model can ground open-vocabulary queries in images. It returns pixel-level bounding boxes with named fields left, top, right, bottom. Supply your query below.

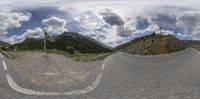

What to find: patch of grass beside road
left=5, top=49, right=112, bottom=61
left=190, top=44, right=200, bottom=51
left=46, top=49, right=112, bottom=61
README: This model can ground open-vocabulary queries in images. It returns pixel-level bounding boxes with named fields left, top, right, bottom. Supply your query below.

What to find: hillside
left=0, top=41, right=11, bottom=48
left=186, top=40, right=200, bottom=45
left=12, top=32, right=111, bottom=54
left=114, top=33, right=189, bottom=55
left=186, top=40, right=200, bottom=51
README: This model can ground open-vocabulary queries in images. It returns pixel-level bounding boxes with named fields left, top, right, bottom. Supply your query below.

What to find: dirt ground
left=7, top=52, right=103, bottom=86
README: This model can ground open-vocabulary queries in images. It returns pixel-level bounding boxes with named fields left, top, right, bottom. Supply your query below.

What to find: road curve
left=1, top=48, right=200, bottom=99
left=81, top=48, right=200, bottom=98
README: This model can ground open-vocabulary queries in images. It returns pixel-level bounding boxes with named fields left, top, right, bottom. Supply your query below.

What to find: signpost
left=41, top=26, right=55, bottom=56
left=41, top=26, right=48, bottom=55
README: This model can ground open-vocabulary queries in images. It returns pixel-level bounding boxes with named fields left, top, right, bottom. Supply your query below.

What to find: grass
left=46, top=49, right=112, bottom=61
left=190, top=44, right=200, bottom=51
left=4, top=51, right=18, bottom=59
left=5, top=49, right=112, bottom=62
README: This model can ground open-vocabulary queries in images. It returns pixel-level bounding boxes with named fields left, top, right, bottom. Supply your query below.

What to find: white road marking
left=3, top=60, right=7, bottom=70
left=6, top=71, right=103, bottom=95
left=63, top=73, right=103, bottom=95
left=101, top=63, right=105, bottom=70
left=6, top=74, right=61, bottom=95
left=0, top=53, right=3, bottom=58
left=101, top=57, right=109, bottom=70
left=5, top=56, right=110, bottom=96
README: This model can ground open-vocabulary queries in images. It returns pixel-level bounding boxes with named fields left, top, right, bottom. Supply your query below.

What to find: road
left=1, top=48, right=200, bottom=99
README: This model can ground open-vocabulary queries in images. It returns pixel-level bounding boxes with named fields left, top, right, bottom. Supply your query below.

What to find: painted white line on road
left=5, top=56, right=110, bottom=96
left=6, top=71, right=103, bottom=96
left=63, top=73, right=103, bottom=95
left=101, top=63, right=105, bottom=70
left=0, top=53, right=3, bottom=58
left=6, top=74, right=61, bottom=95
left=3, top=60, right=7, bottom=70
left=101, top=57, right=109, bottom=70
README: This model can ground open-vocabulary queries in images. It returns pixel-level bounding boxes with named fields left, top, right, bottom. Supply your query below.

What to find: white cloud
left=15, top=17, right=67, bottom=42
left=68, top=8, right=110, bottom=41
left=23, top=28, right=43, bottom=38
left=42, top=17, right=67, bottom=34
left=146, top=24, right=160, bottom=33
left=1, top=35, right=24, bottom=44
left=0, top=12, right=31, bottom=34
left=1, top=27, right=43, bottom=45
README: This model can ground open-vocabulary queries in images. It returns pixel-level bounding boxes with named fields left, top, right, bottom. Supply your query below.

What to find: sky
left=1, top=0, right=200, bottom=47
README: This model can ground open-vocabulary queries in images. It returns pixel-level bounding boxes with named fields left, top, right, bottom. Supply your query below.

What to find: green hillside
left=12, top=32, right=111, bottom=54
left=0, top=41, right=11, bottom=48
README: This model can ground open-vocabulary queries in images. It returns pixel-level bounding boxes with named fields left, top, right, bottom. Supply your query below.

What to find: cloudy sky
left=1, top=0, right=200, bottom=47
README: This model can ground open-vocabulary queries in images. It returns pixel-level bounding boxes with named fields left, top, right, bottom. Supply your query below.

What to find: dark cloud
left=193, top=27, right=200, bottom=39
left=117, top=26, right=133, bottom=37
left=176, top=11, right=200, bottom=34
left=135, top=17, right=150, bottom=30
left=141, top=13, right=183, bottom=34
left=100, top=11, right=124, bottom=26
left=154, top=13, right=183, bottom=33
left=96, top=34, right=106, bottom=40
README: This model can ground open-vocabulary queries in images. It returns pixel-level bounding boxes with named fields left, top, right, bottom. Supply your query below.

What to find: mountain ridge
left=3, top=32, right=200, bottom=55
left=11, top=32, right=111, bottom=53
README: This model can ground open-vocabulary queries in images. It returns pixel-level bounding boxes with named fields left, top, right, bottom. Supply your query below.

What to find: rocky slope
left=115, top=33, right=189, bottom=55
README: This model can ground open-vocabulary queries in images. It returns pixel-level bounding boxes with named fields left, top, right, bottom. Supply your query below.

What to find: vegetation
left=45, top=49, right=112, bottom=61
left=2, top=32, right=112, bottom=61
left=10, top=32, right=111, bottom=54
left=2, top=32, right=200, bottom=58
left=5, top=49, right=112, bottom=61
left=186, top=40, right=200, bottom=51
left=0, top=41, right=11, bottom=49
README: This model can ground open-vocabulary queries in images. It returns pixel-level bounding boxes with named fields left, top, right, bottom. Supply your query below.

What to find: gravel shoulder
left=7, top=51, right=103, bottom=87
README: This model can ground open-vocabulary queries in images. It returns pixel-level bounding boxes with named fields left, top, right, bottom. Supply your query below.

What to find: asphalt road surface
left=1, top=48, right=200, bottom=99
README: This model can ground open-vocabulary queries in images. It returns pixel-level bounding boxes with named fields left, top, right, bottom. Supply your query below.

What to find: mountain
left=114, top=33, right=189, bottom=55
left=0, top=41, right=11, bottom=48
left=185, top=40, right=200, bottom=45
left=12, top=32, right=111, bottom=53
